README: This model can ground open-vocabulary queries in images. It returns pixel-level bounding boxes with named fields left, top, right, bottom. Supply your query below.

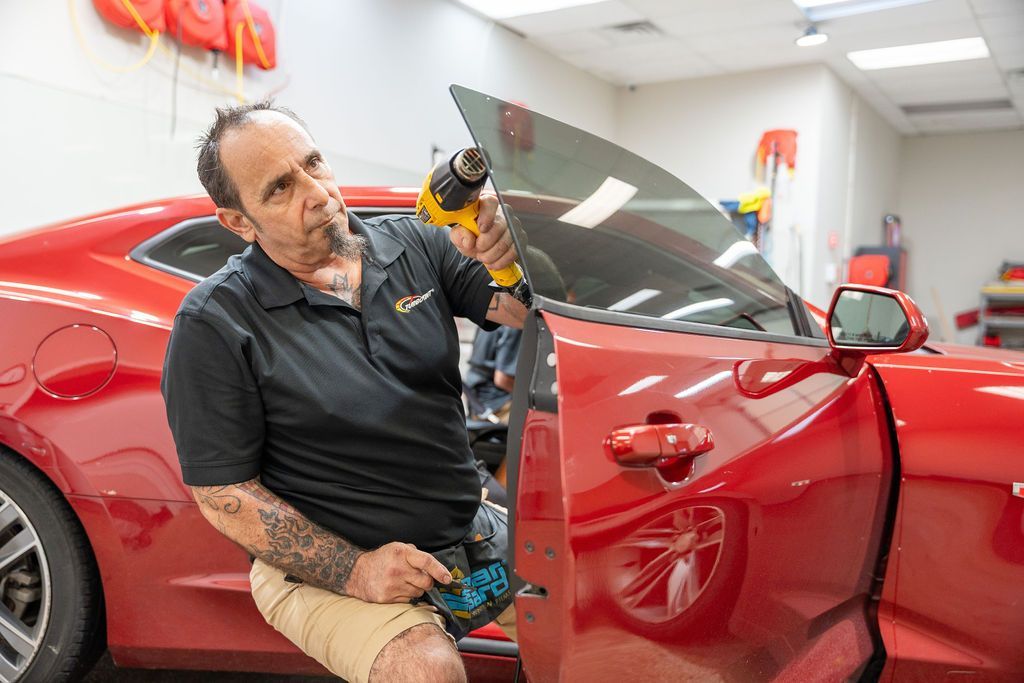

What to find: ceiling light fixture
left=794, top=0, right=934, bottom=22
left=796, top=25, right=829, bottom=47
left=454, top=0, right=605, bottom=20
left=847, top=37, right=989, bottom=70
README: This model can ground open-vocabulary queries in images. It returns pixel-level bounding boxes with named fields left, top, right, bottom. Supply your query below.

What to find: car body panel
left=0, top=190, right=515, bottom=678
left=868, top=350, right=1024, bottom=681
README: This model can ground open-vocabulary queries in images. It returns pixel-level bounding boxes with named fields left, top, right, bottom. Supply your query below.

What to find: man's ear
left=216, top=207, right=257, bottom=243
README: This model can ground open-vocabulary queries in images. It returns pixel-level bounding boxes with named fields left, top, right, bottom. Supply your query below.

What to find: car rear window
left=136, top=210, right=412, bottom=282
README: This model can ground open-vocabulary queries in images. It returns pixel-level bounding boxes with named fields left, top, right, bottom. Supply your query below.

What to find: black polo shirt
left=161, top=213, right=497, bottom=551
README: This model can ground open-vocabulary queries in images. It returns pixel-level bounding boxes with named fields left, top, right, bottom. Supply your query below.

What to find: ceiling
left=478, top=0, right=1024, bottom=135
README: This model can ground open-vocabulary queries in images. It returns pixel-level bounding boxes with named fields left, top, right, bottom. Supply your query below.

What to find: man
left=161, top=101, right=526, bottom=683
left=465, top=326, right=522, bottom=426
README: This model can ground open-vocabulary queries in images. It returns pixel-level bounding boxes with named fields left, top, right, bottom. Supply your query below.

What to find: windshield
left=451, top=85, right=801, bottom=337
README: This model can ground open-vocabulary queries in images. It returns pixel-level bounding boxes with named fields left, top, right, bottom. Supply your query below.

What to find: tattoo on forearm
left=328, top=272, right=361, bottom=310
left=489, top=292, right=503, bottom=312
left=192, top=485, right=242, bottom=513
left=202, top=478, right=363, bottom=594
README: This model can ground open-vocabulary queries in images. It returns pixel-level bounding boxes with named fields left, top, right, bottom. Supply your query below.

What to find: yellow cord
left=68, top=0, right=160, bottom=73
left=241, top=0, right=272, bottom=70
left=235, top=22, right=246, bottom=103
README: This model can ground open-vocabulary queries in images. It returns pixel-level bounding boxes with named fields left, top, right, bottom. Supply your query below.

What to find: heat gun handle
left=453, top=212, right=524, bottom=288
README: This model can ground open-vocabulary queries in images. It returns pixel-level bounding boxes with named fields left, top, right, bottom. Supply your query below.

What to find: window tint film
left=451, top=86, right=800, bottom=337
left=147, top=221, right=246, bottom=280
left=142, top=210, right=414, bottom=281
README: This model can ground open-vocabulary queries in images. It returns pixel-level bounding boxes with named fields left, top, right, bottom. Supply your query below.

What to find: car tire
left=0, top=449, right=104, bottom=682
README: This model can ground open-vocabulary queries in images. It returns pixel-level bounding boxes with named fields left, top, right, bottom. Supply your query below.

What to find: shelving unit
left=978, top=282, right=1024, bottom=348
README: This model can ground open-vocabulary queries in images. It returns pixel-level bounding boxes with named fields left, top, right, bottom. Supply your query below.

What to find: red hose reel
left=92, top=0, right=276, bottom=70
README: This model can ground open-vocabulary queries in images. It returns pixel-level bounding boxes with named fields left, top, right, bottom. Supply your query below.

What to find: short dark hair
left=196, top=100, right=308, bottom=211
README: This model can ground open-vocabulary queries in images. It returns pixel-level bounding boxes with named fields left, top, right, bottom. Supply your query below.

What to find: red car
left=1, top=87, right=1022, bottom=682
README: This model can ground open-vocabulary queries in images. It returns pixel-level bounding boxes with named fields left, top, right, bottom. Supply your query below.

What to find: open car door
left=452, top=86, right=898, bottom=682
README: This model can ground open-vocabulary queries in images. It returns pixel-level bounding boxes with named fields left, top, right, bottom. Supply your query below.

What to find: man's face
left=215, top=111, right=355, bottom=270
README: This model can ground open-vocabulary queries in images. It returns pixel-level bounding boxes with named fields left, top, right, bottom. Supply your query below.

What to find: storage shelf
left=982, top=317, right=1024, bottom=329
left=976, top=282, right=1024, bottom=345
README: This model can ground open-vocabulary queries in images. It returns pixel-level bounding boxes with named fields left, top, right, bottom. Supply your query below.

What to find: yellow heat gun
left=416, top=147, right=526, bottom=290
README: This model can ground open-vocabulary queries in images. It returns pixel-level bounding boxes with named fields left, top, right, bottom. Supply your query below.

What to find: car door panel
left=513, top=309, right=894, bottom=682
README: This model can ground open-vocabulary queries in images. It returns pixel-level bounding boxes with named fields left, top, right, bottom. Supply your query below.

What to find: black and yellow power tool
left=416, top=147, right=531, bottom=306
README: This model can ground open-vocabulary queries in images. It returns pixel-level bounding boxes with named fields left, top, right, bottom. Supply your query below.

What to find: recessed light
left=847, top=37, right=989, bottom=70
left=796, top=26, right=829, bottom=47
left=454, top=0, right=606, bottom=20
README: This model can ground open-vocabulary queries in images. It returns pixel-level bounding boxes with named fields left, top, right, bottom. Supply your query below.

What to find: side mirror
left=826, top=284, right=929, bottom=374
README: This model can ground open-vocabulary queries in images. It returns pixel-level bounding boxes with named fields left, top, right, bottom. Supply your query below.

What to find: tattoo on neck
left=328, top=271, right=361, bottom=310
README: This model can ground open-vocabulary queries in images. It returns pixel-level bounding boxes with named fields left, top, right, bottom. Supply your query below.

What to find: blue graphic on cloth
left=440, top=561, right=510, bottom=614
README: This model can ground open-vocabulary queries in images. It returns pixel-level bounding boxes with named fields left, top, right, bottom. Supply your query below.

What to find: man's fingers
left=449, top=226, right=477, bottom=255
left=405, top=548, right=452, bottom=585
left=477, top=194, right=499, bottom=233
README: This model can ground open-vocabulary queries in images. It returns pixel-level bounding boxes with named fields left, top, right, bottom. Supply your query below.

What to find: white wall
left=0, top=0, right=615, bottom=236
left=615, top=64, right=902, bottom=308
left=897, top=129, right=1024, bottom=343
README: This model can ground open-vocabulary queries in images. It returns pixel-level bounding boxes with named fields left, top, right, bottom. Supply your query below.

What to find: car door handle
left=607, top=423, right=715, bottom=467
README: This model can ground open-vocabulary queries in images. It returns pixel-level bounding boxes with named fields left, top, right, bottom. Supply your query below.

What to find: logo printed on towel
left=394, top=288, right=435, bottom=313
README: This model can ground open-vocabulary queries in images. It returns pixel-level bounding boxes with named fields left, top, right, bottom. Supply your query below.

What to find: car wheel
left=0, top=450, right=103, bottom=682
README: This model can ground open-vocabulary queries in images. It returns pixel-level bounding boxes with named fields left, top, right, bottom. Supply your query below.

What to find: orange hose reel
left=166, top=0, right=227, bottom=51
left=225, top=0, right=276, bottom=70
left=92, top=0, right=165, bottom=34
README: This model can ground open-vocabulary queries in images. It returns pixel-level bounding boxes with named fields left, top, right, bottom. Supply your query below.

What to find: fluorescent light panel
left=848, top=37, right=989, bottom=70
left=455, top=0, right=605, bottom=20
left=795, top=0, right=934, bottom=21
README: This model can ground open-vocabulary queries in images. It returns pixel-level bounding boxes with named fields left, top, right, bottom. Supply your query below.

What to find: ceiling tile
left=501, top=0, right=644, bottom=36
left=864, top=58, right=1003, bottom=83
left=655, top=3, right=805, bottom=38
left=880, top=81, right=1009, bottom=104
left=978, top=13, right=1024, bottom=38
left=968, top=0, right=1024, bottom=18
left=910, top=108, right=1023, bottom=132
left=683, top=23, right=799, bottom=53
left=529, top=30, right=615, bottom=54
left=820, top=0, right=975, bottom=35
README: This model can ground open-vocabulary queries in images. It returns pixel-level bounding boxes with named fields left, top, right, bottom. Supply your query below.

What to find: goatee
left=324, top=222, right=368, bottom=260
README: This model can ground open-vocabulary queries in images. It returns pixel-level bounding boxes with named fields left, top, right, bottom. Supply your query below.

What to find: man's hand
left=449, top=193, right=518, bottom=271
left=345, top=542, right=452, bottom=603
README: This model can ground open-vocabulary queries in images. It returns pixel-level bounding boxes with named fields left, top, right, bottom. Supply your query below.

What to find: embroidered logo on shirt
left=395, top=288, right=435, bottom=313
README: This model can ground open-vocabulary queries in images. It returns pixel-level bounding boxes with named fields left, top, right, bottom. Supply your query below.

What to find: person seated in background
left=465, top=325, right=522, bottom=425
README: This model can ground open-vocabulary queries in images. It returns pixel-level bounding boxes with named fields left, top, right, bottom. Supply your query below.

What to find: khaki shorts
left=249, top=558, right=516, bottom=682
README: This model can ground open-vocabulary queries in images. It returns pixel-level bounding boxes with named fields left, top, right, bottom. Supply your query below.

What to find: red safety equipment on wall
left=848, top=254, right=891, bottom=287
left=225, top=0, right=276, bottom=69
left=93, top=0, right=166, bottom=34
left=166, top=0, right=227, bottom=51
left=756, top=129, right=798, bottom=171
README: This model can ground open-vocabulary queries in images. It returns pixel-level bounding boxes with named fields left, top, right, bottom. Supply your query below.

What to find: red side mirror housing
left=826, top=284, right=929, bottom=375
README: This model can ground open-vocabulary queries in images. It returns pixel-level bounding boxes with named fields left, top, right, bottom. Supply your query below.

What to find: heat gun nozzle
left=452, top=147, right=487, bottom=185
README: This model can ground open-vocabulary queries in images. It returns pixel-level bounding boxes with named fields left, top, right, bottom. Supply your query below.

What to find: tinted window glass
left=452, top=86, right=801, bottom=337
left=147, top=221, right=246, bottom=280
left=142, top=210, right=413, bottom=281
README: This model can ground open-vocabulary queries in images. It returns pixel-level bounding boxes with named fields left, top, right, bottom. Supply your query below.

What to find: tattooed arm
left=191, top=479, right=452, bottom=602
left=485, top=291, right=527, bottom=329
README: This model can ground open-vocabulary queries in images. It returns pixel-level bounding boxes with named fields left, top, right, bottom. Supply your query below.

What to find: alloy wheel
left=0, top=490, right=50, bottom=683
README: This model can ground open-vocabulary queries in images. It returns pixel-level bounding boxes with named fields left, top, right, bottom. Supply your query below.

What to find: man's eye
left=309, top=157, right=322, bottom=169
left=272, top=181, right=288, bottom=195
